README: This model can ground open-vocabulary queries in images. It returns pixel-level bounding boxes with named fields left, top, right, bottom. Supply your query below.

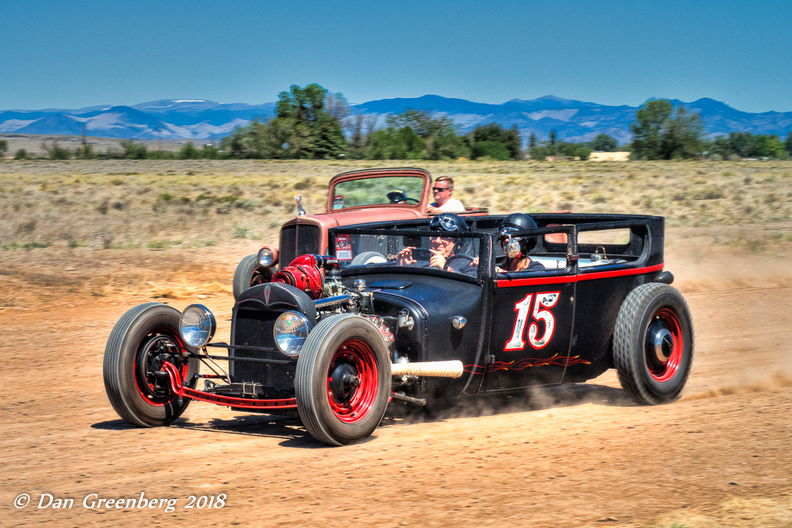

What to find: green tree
left=178, top=141, right=200, bottom=159
left=728, top=132, right=752, bottom=157
left=471, top=141, right=511, bottom=160
left=366, top=127, right=424, bottom=160
left=274, top=83, right=346, bottom=159
left=200, top=143, right=220, bottom=159
left=312, top=115, right=348, bottom=158
left=44, top=140, right=71, bottom=160
left=529, top=139, right=592, bottom=161
left=528, top=145, right=546, bottom=161
left=529, top=132, right=537, bottom=149
left=75, top=145, right=96, bottom=159
left=708, top=136, right=732, bottom=158
left=146, top=149, right=176, bottom=160
left=593, top=133, right=617, bottom=152
left=386, top=108, right=454, bottom=139
left=660, top=107, right=703, bottom=159
left=424, top=126, right=470, bottom=160
left=631, top=99, right=703, bottom=160
left=721, top=132, right=788, bottom=159
left=0, top=140, right=8, bottom=158
left=276, top=84, right=326, bottom=122
left=119, top=140, right=148, bottom=159
left=14, top=149, right=27, bottom=160
left=222, top=119, right=274, bottom=158
left=786, top=132, right=792, bottom=154
left=758, top=135, right=786, bottom=158
left=365, top=108, right=468, bottom=160
left=470, top=123, right=521, bottom=160
left=509, top=126, right=522, bottom=159
left=550, top=130, right=556, bottom=145
left=631, top=99, right=673, bottom=160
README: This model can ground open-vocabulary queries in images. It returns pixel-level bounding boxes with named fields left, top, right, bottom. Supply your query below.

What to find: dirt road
left=2, top=239, right=791, bottom=527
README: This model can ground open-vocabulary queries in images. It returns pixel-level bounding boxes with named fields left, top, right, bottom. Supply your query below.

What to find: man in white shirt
left=427, top=176, right=465, bottom=214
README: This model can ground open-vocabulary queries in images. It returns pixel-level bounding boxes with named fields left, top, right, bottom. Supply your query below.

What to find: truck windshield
left=331, top=176, right=425, bottom=209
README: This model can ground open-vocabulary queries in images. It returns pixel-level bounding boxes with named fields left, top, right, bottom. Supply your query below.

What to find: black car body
left=104, top=214, right=693, bottom=445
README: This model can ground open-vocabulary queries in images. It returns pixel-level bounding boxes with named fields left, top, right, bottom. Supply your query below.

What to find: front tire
left=295, top=314, right=391, bottom=445
left=233, top=254, right=272, bottom=300
left=613, top=283, right=694, bottom=405
left=350, top=251, right=387, bottom=266
left=103, top=303, right=198, bottom=427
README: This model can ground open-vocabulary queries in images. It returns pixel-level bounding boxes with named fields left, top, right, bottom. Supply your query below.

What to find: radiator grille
left=279, top=224, right=321, bottom=267
left=231, top=307, right=295, bottom=392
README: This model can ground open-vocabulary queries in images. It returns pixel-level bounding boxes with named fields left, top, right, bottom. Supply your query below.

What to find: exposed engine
left=271, top=254, right=329, bottom=300
left=274, top=255, right=393, bottom=345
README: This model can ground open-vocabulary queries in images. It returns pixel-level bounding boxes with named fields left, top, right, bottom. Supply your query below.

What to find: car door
left=481, top=265, right=577, bottom=392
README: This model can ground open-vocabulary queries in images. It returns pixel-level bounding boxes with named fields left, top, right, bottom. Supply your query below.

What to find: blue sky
left=1, top=0, right=791, bottom=112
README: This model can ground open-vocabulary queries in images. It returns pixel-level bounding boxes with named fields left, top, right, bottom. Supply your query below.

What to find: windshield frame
left=329, top=226, right=490, bottom=284
left=325, top=169, right=431, bottom=213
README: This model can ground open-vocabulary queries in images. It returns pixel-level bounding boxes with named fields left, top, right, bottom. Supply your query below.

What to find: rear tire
left=295, top=314, right=391, bottom=445
left=613, top=283, right=694, bottom=405
left=233, top=254, right=272, bottom=300
left=103, top=303, right=198, bottom=427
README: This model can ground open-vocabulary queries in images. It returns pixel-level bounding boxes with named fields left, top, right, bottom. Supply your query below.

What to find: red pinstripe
left=494, top=263, right=665, bottom=288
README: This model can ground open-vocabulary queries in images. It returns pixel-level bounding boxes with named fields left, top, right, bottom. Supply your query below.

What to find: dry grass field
left=1, top=158, right=790, bottom=247
left=2, top=159, right=791, bottom=528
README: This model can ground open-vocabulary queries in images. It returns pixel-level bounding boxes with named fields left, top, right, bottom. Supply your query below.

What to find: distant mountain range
left=2, top=96, right=791, bottom=146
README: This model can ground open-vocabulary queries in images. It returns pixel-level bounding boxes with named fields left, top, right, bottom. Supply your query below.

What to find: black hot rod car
left=104, top=213, right=693, bottom=446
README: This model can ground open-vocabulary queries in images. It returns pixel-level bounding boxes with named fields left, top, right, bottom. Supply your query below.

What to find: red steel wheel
left=296, top=314, right=391, bottom=446
left=645, top=308, right=683, bottom=383
left=326, top=339, right=380, bottom=423
left=614, top=282, right=694, bottom=405
left=104, top=303, right=198, bottom=427
left=133, top=328, right=190, bottom=406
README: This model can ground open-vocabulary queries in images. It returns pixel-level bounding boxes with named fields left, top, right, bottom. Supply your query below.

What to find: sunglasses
left=432, top=187, right=450, bottom=192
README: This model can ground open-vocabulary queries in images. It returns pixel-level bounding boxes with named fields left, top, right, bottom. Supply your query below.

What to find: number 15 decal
left=504, top=291, right=560, bottom=351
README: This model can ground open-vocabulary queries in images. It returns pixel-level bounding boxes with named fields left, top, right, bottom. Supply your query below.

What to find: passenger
left=427, top=176, right=465, bottom=214
left=397, top=213, right=476, bottom=275
left=497, top=213, right=545, bottom=273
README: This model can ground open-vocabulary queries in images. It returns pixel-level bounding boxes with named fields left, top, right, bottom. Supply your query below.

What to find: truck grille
left=230, top=307, right=295, bottom=392
left=279, top=224, right=321, bottom=267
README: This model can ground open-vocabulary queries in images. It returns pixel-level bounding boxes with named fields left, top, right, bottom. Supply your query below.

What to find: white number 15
left=504, top=291, right=560, bottom=351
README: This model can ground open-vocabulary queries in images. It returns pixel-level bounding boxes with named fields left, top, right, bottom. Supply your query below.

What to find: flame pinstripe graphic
left=464, top=354, right=590, bottom=374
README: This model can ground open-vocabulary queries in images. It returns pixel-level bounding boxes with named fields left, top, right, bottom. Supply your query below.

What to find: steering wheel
left=387, top=191, right=420, bottom=204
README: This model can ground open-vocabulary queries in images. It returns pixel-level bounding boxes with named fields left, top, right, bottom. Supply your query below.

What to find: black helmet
left=430, top=213, right=472, bottom=255
left=500, top=213, right=537, bottom=232
left=429, top=213, right=469, bottom=233
left=499, top=213, right=537, bottom=257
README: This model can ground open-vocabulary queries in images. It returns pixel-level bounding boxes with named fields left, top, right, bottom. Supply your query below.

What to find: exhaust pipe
left=391, top=360, right=464, bottom=379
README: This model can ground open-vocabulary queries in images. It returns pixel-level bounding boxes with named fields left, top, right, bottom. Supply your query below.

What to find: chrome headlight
left=273, top=311, right=310, bottom=357
left=257, top=247, right=276, bottom=267
left=179, top=304, right=216, bottom=348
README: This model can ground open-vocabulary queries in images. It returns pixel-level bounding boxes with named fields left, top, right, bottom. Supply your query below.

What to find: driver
left=427, top=176, right=465, bottom=214
left=497, top=213, right=545, bottom=273
left=397, top=213, right=476, bottom=275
